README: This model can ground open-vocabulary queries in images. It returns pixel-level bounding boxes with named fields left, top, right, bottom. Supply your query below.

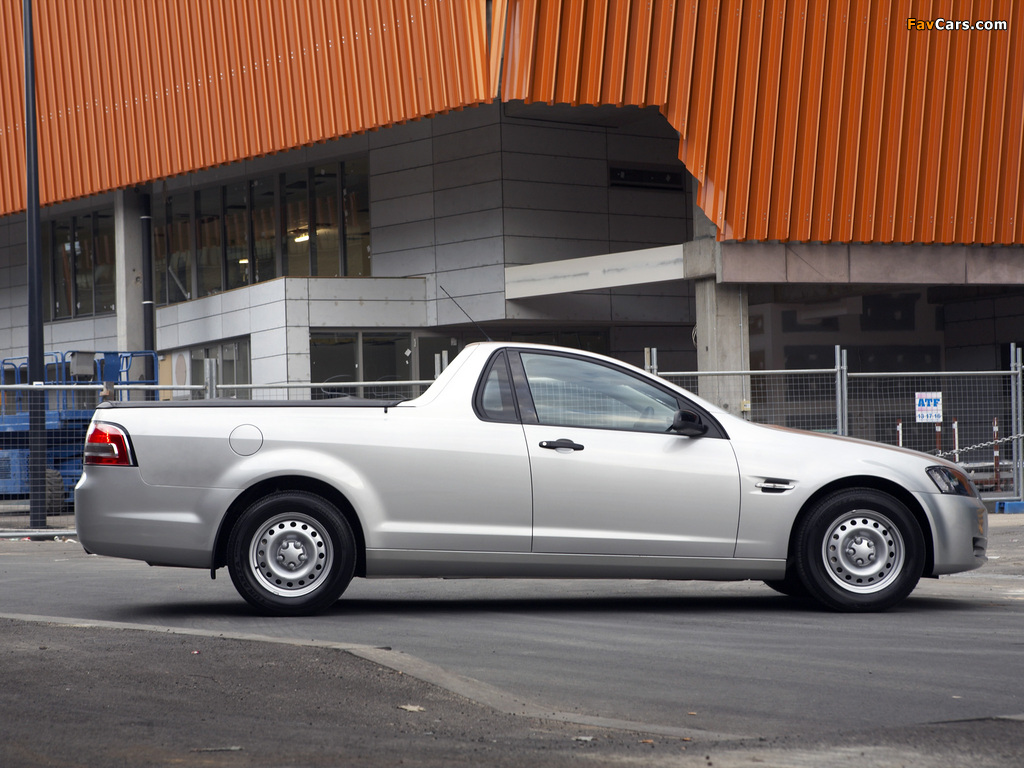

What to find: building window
left=218, top=338, right=251, bottom=399
left=93, top=210, right=116, bottom=313
left=74, top=215, right=95, bottom=315
left=162, top=337, right=251, bottom=400
left=196, top=188, right=223, bottom=297
left=310, top=331, right=414, bottom=398
left=251, top=175, right=277, bottom=285
left=314, top=165, right=341, bottom=276
left=155, top=192, right=195, bottom=304
left=52, top=219, right=73, bottom=319
left=282, top=160, right=370, bottom=277
left=42, top=207, right=116, bottom=320
left=283, top=170, right=311, bottom=277
left=344, top=157, right=371, bottom=276
left=153, top=157, right=369, bottom=306
left=225, top=182, right=250, bottom=290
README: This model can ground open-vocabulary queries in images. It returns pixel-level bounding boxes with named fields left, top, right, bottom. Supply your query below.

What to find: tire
left=45, top=468, right=66, bottom=516
left=227, top=491, right=356, bottom=616
left=792, top=488, right=925, bottom=612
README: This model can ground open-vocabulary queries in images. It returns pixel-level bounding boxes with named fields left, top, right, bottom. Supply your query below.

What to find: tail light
left=84, top=422, right=135, bottom=467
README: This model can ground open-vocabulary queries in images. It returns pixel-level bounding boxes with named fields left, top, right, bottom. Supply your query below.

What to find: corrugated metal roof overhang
left=1, top=0, right=495, bottom=215
left=2, top=0, right=1023, bottom=248
left=498, top=0, right=1024, bottom=246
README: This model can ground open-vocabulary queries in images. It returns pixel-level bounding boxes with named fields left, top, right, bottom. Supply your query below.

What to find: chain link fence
left=846, top=371, right=1018, bottom=495
left=658, top=344, right=1024, bottom=501
left=660, top=369, right=843, bottom=434
left=0, top=380, right=431, bottom=530
left=2, top=345, right=1021, bottom=531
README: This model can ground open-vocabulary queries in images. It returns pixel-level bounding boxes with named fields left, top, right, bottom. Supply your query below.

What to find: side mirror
left=670, top=409, right=709, bottom=437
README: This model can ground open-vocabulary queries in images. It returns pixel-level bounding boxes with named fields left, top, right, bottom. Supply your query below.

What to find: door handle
left=539, top=438, right=585, bottom=452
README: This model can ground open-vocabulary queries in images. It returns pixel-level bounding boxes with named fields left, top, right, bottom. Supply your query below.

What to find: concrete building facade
left=2, top=2, right=1022, bottom=416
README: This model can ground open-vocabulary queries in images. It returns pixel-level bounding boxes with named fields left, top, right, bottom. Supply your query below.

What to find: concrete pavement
left=1, top=512, right=1022, bottom=767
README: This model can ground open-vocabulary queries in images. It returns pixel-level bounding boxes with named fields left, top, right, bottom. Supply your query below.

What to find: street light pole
left=24, top=0, right=47, bottom=529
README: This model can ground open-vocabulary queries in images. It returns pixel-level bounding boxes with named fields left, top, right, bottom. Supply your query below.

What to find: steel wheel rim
left=821, top=511, right=905, bottom=594
left=249, top=512, right=333, bottom=598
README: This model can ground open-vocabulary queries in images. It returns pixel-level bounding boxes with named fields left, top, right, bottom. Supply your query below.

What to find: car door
left=513, top=350, right=742, bottom=557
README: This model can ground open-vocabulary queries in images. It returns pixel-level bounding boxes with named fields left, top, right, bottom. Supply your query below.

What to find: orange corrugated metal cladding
left=2, top=0, right=1022, bottom=246
left=499, top=0, right=1024, bottom=246
left=1, top=0, right=494, bottom=214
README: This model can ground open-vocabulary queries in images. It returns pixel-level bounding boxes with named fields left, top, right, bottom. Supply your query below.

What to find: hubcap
left=821, top=512, right=904, bottom=594
left=250, top=512, right=333, bottom=598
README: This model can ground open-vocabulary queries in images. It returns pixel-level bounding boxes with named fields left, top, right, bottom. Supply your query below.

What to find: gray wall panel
left=433, top=153, right=503, bottom=190
left=370, top=138, right=434, bottom=175
left=434, top=181, right=502, bottom=218
left=432, top=125, right=502, bottom=163
left=373, top=193, right=435, bottom=228
left=435, top=209, right=504, bottom=245
left=503, top=235, right=609, bottom=266
left=502, top=152, right=607, bottom=186
left=609, top=214, right=690, bottom=245
left=372, top=166, right=434, bottom=202
left=500, top=122, right=606, bottom=158
left=609, top=187, right=691, bottom=217
left=371, top=248, right=438, bottom=278
left=504, top=208, right=609, bottom=240
left=436, top=237, right=505, bottom=272
left=372, top=220, right=436, bottom=256
left=502, top=180, right=607, bottom=212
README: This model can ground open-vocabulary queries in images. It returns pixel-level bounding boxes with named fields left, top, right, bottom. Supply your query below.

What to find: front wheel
left=227, top=491, right=356, bottom=616
left=792, top=489, right=925, bottom=612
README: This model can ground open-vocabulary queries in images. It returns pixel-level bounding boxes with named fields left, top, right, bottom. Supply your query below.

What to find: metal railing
left=216, top=380, right=436, bottom=401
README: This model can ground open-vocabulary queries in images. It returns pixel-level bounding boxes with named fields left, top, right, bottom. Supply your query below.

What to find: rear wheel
left=227, top=491, right=356, bottom=616
left=793, top=489, right=925, bottom=612
left=45, top=468, right=66, bottom=516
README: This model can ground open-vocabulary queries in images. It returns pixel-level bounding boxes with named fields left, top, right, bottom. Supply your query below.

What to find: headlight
left=926, top=466, right=977, bottom=497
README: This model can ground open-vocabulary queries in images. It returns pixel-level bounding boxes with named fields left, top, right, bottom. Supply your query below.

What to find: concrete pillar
left=695, top=278, right=751, bottom=416
left=692, top=191, right=750, bottom=417
left=114, top=190, right=145, bottom=354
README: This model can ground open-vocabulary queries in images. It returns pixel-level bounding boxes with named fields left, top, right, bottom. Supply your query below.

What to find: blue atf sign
left=916, top=392, right=943, bottom=423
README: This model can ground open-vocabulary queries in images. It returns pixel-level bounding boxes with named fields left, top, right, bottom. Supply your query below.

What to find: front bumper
left=920, top=491, right=988, bottom=576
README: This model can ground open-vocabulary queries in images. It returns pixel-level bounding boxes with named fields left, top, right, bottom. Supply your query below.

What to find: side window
left=476, top=353, right=519, bottom=423
left=520, top=352, right=678, bottom=432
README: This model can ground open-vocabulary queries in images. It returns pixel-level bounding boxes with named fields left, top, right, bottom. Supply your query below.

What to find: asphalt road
left=1, top=515, right=1023, bottom=767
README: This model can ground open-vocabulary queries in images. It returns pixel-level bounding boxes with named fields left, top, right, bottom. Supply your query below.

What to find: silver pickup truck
left=75, top=342, right=987, bottom=616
